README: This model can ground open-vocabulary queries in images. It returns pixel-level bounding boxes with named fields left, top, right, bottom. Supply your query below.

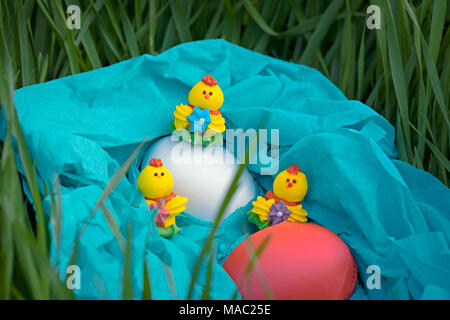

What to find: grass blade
left=300, top=0, right=343, bottom=65
left=122, top=223, right=133, bottom=300
left=67, top=137, right=148, bottom=268
left=142, top=259, right=152, bottom=300
left=169, top=0, right=193, bottom=42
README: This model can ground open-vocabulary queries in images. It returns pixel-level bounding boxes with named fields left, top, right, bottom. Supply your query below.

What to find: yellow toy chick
left=173, top=75, right=226, bottom=135
left=137, top=158, right=188, bottom=238
left=248, top=164, right=308, bottom=230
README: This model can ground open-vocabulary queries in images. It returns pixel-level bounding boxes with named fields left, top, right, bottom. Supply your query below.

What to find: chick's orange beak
left=287, top=182, right=293, bottom=188
left=204, top=95, right=210, bottom=99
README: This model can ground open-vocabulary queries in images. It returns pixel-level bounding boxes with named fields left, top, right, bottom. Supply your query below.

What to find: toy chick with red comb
left=137, top=158, right=188, bottom=238
left=173, top=75, right=226, bottom=137
left=248, top=164, right=308, bottom=230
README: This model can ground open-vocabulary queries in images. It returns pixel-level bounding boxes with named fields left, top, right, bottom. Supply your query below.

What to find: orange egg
left=222, top=222, right=357, bottom=300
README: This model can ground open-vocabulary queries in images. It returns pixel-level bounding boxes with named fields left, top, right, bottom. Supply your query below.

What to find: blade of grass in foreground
left=67, top=137, right=148, bottom=269
left=0, top=50, right=73, bottom=300
left=187, top=146, right=254, bottom=299
left=162, top=260, right=178, bottom=299
left=243, top=232, right=273, bottom=300
left=187, top=162, right=247, bottom=299
left=0, top=58, right=49, bottom=260
left=188, top=118, right=266, bottom=299
left=49, top=173, right=63, bottom=275
left=0, top=134, right=19, bottom=299
left=201, top=251, right=215, bottom=300
left=100, top=203, right=126, bottom=253
left=228, top=231, right=273, bottom=300
left=142, top=259, right=153, bottom=300
left=122, top=223, right=133, bottom=300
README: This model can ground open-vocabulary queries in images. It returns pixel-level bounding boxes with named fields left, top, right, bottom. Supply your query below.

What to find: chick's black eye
left=209, top=92, right=213, bottom=96
left=154, top=173, right=158, bottom=176
left=203, top=90, right=206, bottom=94
left=293, top=179, right=297, bottom=184
left=161, top=172, right=165, bottom=176
left=286, top=178, right=290, bottom=182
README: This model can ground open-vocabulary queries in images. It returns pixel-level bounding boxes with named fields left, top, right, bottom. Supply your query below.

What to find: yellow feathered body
left=209, top=113, right=226, bottom=133
left=250, top=196, right=275, bottom=223
left=173, top=104, right=193, bottom=130
left=286, top=204, right=308, bottom=222
left=250, top=196, right=308, bottom=223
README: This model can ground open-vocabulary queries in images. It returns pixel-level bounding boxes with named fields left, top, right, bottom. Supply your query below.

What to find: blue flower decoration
left=187, top=106, right=211, bottom=134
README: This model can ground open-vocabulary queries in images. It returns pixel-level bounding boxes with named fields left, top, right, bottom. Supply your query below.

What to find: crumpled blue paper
left=2, top=39, right=449, bottom=300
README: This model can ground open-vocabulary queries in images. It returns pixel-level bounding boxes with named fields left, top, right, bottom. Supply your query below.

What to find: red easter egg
left=222, top=222, right=357, bottom=300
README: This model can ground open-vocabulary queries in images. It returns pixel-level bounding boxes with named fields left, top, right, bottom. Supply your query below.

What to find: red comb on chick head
left=149, top=158, right=163, bottom=168
left=202, top=74, right=217, bottom=87
left=287, top=164, right=301, bottom=175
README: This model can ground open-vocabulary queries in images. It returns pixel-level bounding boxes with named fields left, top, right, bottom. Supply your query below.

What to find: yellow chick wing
left=250, top=196, right=275, bottom=222
left=207, top=113, right=226, bottom=133
left=173, top=104, right=193, bottom=130
left=286, top=204, right=308, bottom=222
left=163, top=195, right=188, bottom=228
left=165, top=195, right=188, bottom=215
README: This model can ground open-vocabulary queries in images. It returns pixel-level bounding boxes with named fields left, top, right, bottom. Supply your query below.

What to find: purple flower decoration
left=268, top=201, right=291, bottom=225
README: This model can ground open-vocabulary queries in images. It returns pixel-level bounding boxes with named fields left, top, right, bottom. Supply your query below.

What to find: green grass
left=0, top=0, right=449, bottom=300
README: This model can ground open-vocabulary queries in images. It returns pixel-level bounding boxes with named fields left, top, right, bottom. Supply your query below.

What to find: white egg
left=141, top=136, right=256, bottom=223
